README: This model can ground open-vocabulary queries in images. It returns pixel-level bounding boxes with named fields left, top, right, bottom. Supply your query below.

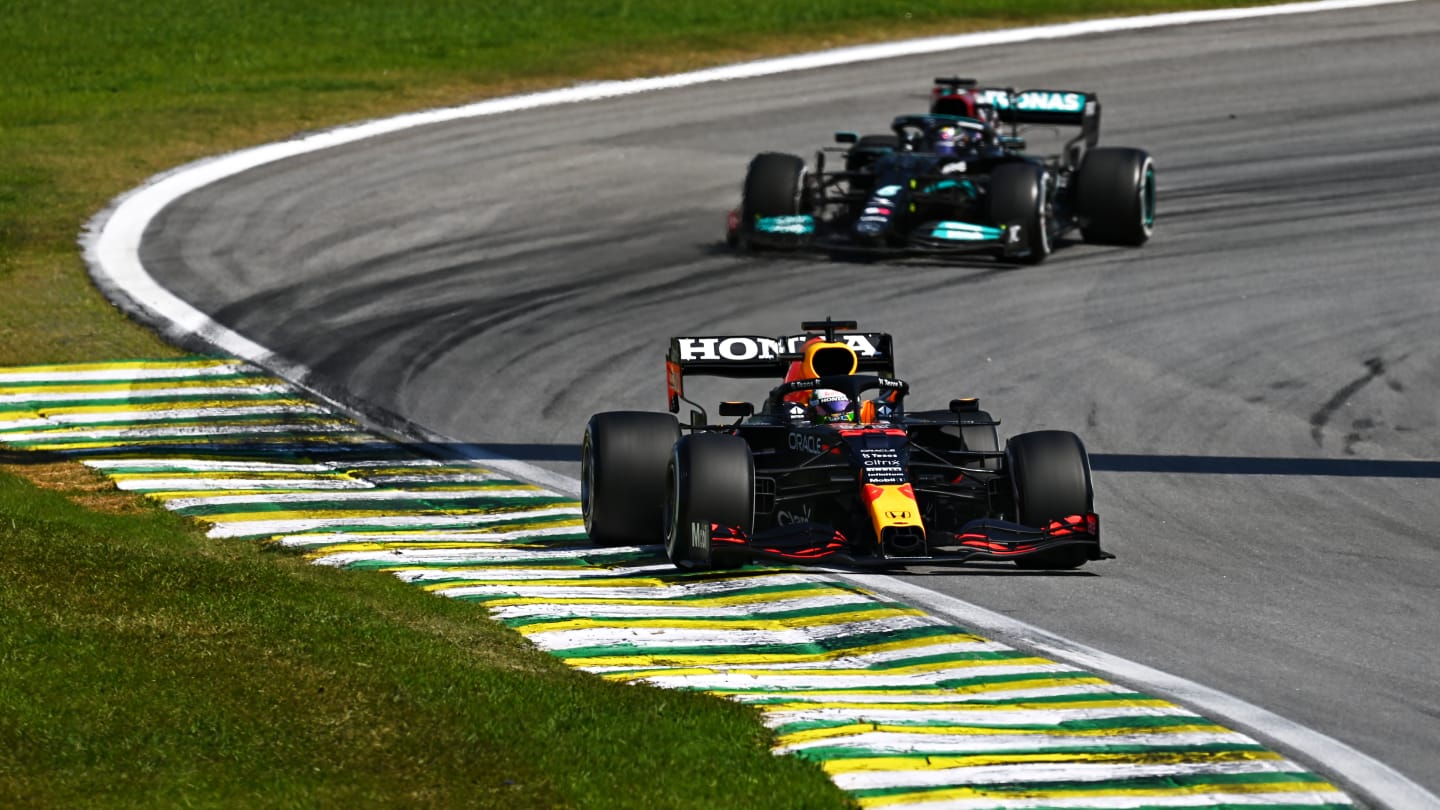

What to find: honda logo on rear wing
left=665, top=329, right=896, bottom=416
left=673, top=333, right=889, bottom=363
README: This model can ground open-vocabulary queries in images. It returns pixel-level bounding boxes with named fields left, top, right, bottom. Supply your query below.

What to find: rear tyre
left=1076, top=147, right=1155, bottom=246
left=989, top=162, right=1051, bottom=265
left=582, top=412, right=680, bottom=546
left=664, top=433, right=755, bottom=570
left=1006, top=430, right=1094, bottom=570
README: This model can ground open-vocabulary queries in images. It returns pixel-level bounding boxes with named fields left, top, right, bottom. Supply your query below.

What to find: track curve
left=134, top=3, right=1440, bottom=794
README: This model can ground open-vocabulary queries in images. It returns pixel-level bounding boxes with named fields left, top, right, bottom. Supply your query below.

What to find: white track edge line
left=80, top=1, right=1432, bottom=807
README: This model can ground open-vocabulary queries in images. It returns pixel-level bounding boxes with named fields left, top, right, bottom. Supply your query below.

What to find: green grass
left=0, top=463, right=848, bottom=807
left=1, top=0, right=1284, bottom=804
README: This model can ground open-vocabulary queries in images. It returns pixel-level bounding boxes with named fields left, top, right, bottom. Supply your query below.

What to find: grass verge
left=2, top=1, right=1285, bottom=804
left=0, top=458, right=847, bottom=807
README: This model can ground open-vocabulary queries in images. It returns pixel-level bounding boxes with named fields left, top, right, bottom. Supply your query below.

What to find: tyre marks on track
left=0, top=358, right=1354, bottom=809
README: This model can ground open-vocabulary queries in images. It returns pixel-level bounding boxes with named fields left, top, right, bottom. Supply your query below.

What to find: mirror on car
left=833, top=131, right=859, bottom=144
left=950, top=398, right=980, bottom=414
left=718, top=401, right=755, bottom=418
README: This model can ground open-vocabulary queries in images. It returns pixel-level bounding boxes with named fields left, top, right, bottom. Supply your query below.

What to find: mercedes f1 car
left=724, top=77, right=1155, bottom=264
left=582, top=319, right=1110, bottom=571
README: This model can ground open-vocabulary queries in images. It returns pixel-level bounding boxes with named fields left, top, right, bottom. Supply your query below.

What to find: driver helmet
left=934, top=126, right=969, bottom=157
left=810, top=388, right=855, bottom=423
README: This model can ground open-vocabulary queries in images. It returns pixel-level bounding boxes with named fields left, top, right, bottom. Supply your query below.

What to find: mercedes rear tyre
left=582, top=412, right=681, bottom=546
left=664, top=433, right=755, bottom=570
left=1076, top=147, right=1155, bottom=246
left=989, top=162, right=1051, bottom=265
left=1006, top=430, right=1094, bottom=570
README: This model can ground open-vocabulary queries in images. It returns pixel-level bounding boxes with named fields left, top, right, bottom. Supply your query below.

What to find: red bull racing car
left=582, top=319, right=1110, bottom=571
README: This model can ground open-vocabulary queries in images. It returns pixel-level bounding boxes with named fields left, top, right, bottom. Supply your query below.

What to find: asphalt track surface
left=137, top=3, right=1440, bottom=796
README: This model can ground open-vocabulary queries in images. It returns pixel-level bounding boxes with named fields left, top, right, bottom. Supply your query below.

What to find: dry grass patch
left=0, top=450, right=148, bottom=515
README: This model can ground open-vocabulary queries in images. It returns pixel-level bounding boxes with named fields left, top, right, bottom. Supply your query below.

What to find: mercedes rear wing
left=933, top=77, right=1101, bottom=152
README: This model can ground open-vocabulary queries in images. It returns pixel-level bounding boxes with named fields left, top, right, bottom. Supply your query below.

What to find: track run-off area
left=72, top=0, right=1440, bottom=806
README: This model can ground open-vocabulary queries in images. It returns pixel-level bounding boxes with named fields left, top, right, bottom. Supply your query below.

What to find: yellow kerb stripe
left=24, top=399, right=313, bottom=415
left=195, top=505, right=556, bottom=523
left=762, top=698, right=1176, bottom=714
left=603, top=657, right=1057, bottom=683
left=513, top=606, right=926, bottom=635
left=422, top=577, right=671, bottom=591
left=295, top=521, right=586, bottom=539
left=703, top=677, right=1116, bottom=700
left=0, top=359, right=242, bottom=374
left=477, top=584, right=923, bottom=611
left=823, top=748, right=1284, bottom=775
left=778, top=721, right=1233, bottom=746
left=0, top=380, right=278, bottom=397
left=857, top=780, right=1341, bottom=808
left=568, top=633, right=1000, bottom=668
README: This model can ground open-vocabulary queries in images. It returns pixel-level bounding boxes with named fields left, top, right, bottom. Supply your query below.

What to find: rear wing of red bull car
left=666, top=320, right=894, bottom=420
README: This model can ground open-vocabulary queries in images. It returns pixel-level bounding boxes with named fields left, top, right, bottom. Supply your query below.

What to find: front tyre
left=989, top=163, right=1051, bottom=265
left=1076, top=147, right=1155, bottom=246
left=664, top=433, right=755, bottom=570
left=582, top=412, right=680, bottom=546
left=740, top=152, right=811, bottom=250
left=1006, top=430, right=1094, bottom=570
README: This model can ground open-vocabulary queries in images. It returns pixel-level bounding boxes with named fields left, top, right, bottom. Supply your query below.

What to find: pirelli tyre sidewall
left=1006, top=430, right=1095, bottom=570
left=740, top=152, right=811, bottom=249
left=582, top=411, right=681, bottom=546
left=1076, top=147, right=1155, bottom=246
left=664, top=433, right=755, bottom=570
left=988, top=162, right=1051, bottom=265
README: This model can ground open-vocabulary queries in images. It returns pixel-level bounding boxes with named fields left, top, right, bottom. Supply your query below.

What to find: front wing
left=711, top=513, right=1109, bottom=568
left=730, top=210, right=1032, bottom=259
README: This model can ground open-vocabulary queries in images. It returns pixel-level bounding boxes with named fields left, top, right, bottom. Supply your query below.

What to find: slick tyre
left=1006, top=430, right=1094, bottom=570
left=582, top=412, right=680, bottom=546
left=741, top=152, right=810, bottom=249
left=1076, top=147, right=1155, bottom=246
left=989, top=163, right=1051, bottom=265
left=664, top=433, right=755, bottom=570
